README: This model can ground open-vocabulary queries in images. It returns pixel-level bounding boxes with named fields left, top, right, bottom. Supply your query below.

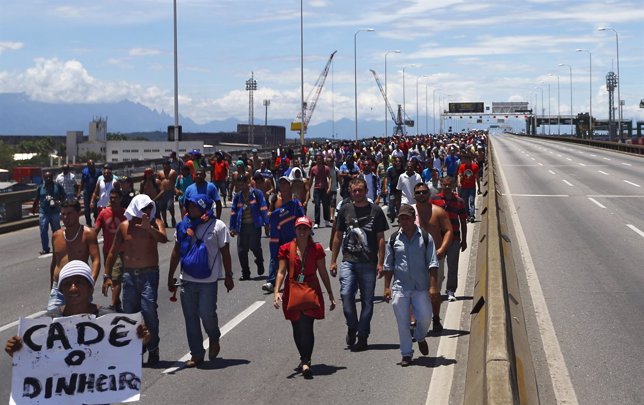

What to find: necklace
left=64, top=225, right=83, bottom=243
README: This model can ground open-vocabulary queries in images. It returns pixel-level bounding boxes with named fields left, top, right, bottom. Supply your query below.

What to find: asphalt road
left=0, top=194, right=479, bottom=404
left=492, top=133, right=644, bottom=405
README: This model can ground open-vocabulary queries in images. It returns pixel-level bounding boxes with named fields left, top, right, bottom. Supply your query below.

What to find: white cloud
left=128, top=48, right=162, bottom=57
left=0, top=41, right=24, bottom=54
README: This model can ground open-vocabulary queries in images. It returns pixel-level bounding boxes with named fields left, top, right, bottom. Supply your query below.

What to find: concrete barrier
left=464, top=140, right=539, bottom=404
left=515, top=134, right=644, bottom=156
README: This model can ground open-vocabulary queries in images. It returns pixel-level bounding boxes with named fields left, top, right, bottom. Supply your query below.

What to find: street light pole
left=416, top=75, right=428, bottom=136
left=300, top=0, right=305, bottom=146
left=402, top=64, right=416, bottom=135
left=172, top=0, right=180, bottom=152
left=354, top=28, right=375, bottom=141
left=576, top=49, right=593, bottom=138
left=432, top=89, right=438, bottom=134
left=425, top=83, right=429, bottom=134
left=384, top=50, right=400, bottom=138
left=263, top=99, right=270, bottom=146
left=598, top=27, right=621, bottom=140
left=558, top=63, right=573, bottom=136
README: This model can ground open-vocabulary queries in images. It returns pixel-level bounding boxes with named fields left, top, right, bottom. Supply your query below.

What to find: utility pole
left=245, top=72, right=257, bottom=146
left=263, top=99, right=270, bottom=146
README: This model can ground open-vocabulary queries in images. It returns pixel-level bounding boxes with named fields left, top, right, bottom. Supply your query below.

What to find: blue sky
left=1, top=0, right=643, bottom=135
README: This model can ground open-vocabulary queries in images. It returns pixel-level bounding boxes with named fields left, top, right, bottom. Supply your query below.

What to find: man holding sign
left=5, top=261, right=150, bottom=405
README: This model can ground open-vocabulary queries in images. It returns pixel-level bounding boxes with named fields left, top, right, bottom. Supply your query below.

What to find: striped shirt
left=430, top=192, right=467, bottom=240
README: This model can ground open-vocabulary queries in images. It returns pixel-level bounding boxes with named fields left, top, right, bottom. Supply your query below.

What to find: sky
left=1, top=0, right=643, bottom=136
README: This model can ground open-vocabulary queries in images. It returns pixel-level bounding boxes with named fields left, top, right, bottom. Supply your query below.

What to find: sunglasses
left=414, top=190, right=429, bottom=195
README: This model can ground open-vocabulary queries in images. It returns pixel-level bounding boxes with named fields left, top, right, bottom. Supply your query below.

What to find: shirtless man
left=48, top=199, right=101, bottom=311
left=411, top=182, right=453, bottom=333
left=155, top=160, right=178, bottom=227
left=104, top=194, right=168, bottom=365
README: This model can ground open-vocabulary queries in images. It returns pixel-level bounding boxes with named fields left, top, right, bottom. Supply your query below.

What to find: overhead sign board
left=492, top=102, right=529, bottom=113
left=448, top=102, right=484, bottom=114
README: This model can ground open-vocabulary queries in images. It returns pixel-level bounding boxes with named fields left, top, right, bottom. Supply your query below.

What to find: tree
left=0, top=140, right=16, bottom=170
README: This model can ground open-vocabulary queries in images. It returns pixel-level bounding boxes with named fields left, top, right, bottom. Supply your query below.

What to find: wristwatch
left=103, top=274, right=112, bottom=281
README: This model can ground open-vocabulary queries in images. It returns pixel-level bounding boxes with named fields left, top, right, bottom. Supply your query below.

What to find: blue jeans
left=339, top=261, right=377, bottom=338
left=39, top=211, right=60, bottom=252
left=180, top=281, right=220, bottom=359
left=391, top=289, right=432, bottom=357
left=267, top=257, right=278, bottom=285
left=313, top=188, right=330, bottom=225
left=47, top=281, right=64, bottom=311
left=459, top=187, right=476, bottom=218
left=122, top=269, right=160, bottom=351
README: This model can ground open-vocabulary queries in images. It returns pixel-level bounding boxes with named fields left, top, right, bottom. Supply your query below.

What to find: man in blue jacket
left=262, top=176, right=304, bottom=292
left=229, top=174, right=269, bottom=280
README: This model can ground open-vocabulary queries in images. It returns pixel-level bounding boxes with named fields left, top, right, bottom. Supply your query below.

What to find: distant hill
left=0, top=93, right=389, bottom=139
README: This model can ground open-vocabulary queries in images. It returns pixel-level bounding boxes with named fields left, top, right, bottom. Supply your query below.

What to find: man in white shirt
left=396, top=160, right=423, bottom=205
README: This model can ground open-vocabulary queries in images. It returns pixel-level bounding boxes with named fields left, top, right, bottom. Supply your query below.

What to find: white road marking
left=626, top=224, right=644, bottom=239
left=621, top=162, right=632, bottom=166
left=623, top=180, right=641, bottom=188
left=562, top=180, right=574, bottom=187
left=557, top=154, right=562, bottom=157
left=578, top=163, right=586, bottom=167
left=531, top=157, right=536, bottom=161
left=495, top=148, right=579, bottom=405
left=587, top=198, right=606, bottom=209
left=38, top=253, right=53, bottom=259
left=426, top=203, right=474, bottom=404
left=566, top=158, right=572, bottom=161
left=548, top=170, right=556, bottom=175
left=162, top=301, right=265, bottom=374
left=586, top=195, right=644, bottom=198
left=504, top=194, right=569, bottom=197
left=537, top=162, right=544, bottom=166
left=590, top=154, right=597, bottom=157
left=0, top=310, right=48, bottom=333
left=603, top=157, right=611, bottom=161
left=598, top=171, right=609, bottom=176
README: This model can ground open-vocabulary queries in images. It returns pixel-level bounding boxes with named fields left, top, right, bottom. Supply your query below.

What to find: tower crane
left=369, top=69, right=414, bottom=136
left=291, top=50, right=337, bottom=135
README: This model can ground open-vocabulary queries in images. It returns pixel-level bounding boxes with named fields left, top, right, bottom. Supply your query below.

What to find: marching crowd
left=11, top=130, right=487, bottom=379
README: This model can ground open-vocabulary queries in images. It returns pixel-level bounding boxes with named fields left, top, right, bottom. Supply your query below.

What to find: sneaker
left=469, top=216, right=476, bottom=223
left=345, top=328, right=357, bottom=347
left=39, top=249, right=50, bottom=255
left=146, top=348, right=160, bottom=366
left=400, top=356, right=412, bottom=367
left=208, top=341, right=220, bottom=361
left=432, top=316, right=443, bottom=333
left=418, top=339, right=429, bottom=356
left=324, top=220, right=331, bottom=227
left=302, top=363, right=313, bottom=379
left=257, top=267, right=265, bottom=276
left=239, top=274, right=251, bottom=281
left=447, top=290, right=456, bottom=302
left=313, top=223, right=319, bottom=229
left=352, top=336, right=368, bottom=352
left=261, top=282, right=274, bottom=292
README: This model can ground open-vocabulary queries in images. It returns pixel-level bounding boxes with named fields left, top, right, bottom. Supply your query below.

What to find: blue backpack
left=181, top=220, right=217, bottom=279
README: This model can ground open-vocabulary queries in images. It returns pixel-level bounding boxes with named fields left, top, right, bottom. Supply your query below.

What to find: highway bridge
left=0, top=135, right=642, bottom=404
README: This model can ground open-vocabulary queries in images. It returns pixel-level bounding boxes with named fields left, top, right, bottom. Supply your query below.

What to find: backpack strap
left=388, top=230, right=400, bottom=263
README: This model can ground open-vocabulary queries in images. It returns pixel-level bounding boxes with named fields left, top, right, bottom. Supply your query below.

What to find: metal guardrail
left=464, top=140, right=539, bottom=404
left=518, top=134, right=644, bottom=155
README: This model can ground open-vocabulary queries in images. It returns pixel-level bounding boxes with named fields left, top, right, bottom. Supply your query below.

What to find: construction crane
left=291, top=51, right=337, bottom=136
left=370, top=69, right=414, bottom=136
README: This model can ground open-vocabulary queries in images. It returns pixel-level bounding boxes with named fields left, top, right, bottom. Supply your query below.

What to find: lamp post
left=432, top=89, right=438, bottom=134
left=535, top=86, right=544, bottom=135
left=425, top=82, right=429, bottom=134
left=299, top=0, right=304, bottom=145
left=558, top=63, right=573, bottom=136
left=576, top=48, right=593, bottom=138
left=384, top=50, right=400, bottom=138
left=172, top=0, right=179, bottom=152
left=549, top=73, right=560, bottom=135
left=263, top=99, right=270, bottom=146
left=416, top=75, right=428, bottom=136
left=598, top=27, right=621, bottom=139
left=354, top=28, right=375, bottom=140
left=402, top=64, right=417, bottom=135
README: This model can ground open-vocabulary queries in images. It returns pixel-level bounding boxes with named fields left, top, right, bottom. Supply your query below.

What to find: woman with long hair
left=273, top=216, right=336, bottom=379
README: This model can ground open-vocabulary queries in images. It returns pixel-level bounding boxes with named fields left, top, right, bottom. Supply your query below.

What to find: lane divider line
left=0, top=310, right=48, bottom=333
left=621, top=163, right=632, bottom=166
left=603, top=157, right=611, bottom=161
left=623, top=180, right=641, bottom=188
left=162, top=300, right=265, bottom=374
left=562, top=180, right=574, bottom=187
left=578, top=163, right=586, bottom=167
left=587, top=198, right=606, bottom=209
left=548, top=170, right=556, bottom=175
left=598, top=171, right=609, bottom=176
left=626, top=224, right=644, bottom=239
left=537, top=163, right=544, bottom=166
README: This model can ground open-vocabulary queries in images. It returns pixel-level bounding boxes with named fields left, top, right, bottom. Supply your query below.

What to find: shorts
left=111, top=254, right=124, bottom=283
left=158, top=191, right=174, bottom=211
left=329, top=190, right=337, bottom=207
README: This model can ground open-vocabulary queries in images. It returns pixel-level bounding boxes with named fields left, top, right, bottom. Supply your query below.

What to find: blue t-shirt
left=184, top=182, right=221, bottom=204
left=81, top=167, right=101, bottom=194
left=445, top=155, right=460, bottom=177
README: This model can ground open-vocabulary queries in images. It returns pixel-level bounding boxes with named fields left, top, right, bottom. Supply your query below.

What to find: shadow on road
left=199, top=358, right=251, bottom=370
left=286, top=363, right=348, bottom=379
left=412, top=355, right=457, bottom=368
left=426, top=328, right=470, bottom=338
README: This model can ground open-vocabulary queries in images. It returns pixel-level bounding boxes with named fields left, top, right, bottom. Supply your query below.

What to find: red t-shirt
left=458, top=162, right=479, bottom=189
left=309, top=164, right=330, bottom=190
left=277, top=241, right=326, bottom=321
left=211, top=160, right=229, bottom=182
left=95, top=207, right=126, bottom=256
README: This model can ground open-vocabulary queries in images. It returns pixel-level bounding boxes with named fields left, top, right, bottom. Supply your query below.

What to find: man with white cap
left=104, top=194, right=167, bottom=366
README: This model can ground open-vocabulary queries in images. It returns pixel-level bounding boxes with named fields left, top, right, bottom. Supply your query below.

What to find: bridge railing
left=517, top=134, right=644, bottom=155
left=464, top=140, right=539, bottom=404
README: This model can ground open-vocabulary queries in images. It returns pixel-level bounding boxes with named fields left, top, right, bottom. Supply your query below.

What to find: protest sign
left=10, top=312, right=143, bottom=405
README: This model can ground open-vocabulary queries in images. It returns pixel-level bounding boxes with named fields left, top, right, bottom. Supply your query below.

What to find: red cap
left=295, top=216, right=313, bottom=229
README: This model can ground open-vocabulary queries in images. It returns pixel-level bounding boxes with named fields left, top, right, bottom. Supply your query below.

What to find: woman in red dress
left=273, top=216, right=336, bottom=379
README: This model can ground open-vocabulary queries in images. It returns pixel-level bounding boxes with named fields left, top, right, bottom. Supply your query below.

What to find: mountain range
left=0, top=93, right=395, bottom=139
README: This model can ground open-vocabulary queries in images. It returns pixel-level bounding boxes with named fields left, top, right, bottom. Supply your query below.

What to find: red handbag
left=286, top=241, right=321, bottom=312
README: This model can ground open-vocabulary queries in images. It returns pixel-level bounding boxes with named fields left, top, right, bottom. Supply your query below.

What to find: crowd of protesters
left=26, top=129, right=486, bottom=374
